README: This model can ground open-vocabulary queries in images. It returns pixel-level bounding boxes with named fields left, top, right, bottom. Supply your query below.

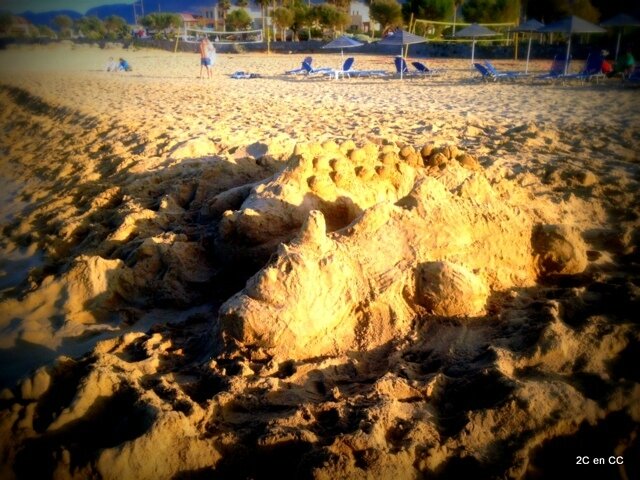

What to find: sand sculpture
left=217, top=140, right=585, bottom=360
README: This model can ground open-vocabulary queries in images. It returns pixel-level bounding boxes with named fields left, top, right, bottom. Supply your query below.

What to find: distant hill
left=85, top=2, right=207, bottom=24
left=86, top=4, right=138, bottom=24
left=18, top=10, right=82, bottom=28
left=16, top=1, right=207, bottom=27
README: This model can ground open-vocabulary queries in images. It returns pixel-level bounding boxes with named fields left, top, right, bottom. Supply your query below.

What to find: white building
left=197, top=1, right=375, bottom=32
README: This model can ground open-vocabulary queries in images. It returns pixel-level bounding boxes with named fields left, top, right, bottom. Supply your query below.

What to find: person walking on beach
left=199, top=37, right=214, bottom=79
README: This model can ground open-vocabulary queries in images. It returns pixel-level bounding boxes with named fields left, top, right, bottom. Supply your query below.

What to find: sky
left=0, top=0, right=135, bottom=14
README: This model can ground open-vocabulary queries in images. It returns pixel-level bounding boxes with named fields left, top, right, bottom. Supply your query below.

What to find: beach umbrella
left=601, top=14, right=640, bottom=61
left=378, top=29, right=427, bottom=80
left=539, top=16, right=606, bottom=75
left=454, top=23, right=499, bottom=65
left=322, top=35, right=363, bottom=58
left=512, top=19, right=544, bottom=73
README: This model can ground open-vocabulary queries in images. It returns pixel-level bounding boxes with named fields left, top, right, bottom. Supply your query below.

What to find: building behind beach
left=196, top=0, right=373, bottom=33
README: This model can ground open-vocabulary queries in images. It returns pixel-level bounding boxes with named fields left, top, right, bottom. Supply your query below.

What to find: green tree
left=226, top=8, right=253, bottom=30
left=104, top=15, right=128, bottom=39
left=53, top=14, right=73, bottom=37
left=327, top=0, right=352, bottom=13
left=75, top=16, right=106, bottom=39
left=256, top=0, right=274, bottom=37
left=272, top=6, right=294, bottom=39
left=218, top=0, right=232, bottom=31
left=140, top=13, right=181, bottom=36
left=0, top=12, right=13, bottom=34
left=526, top=0, right=599, bottom=23
left=310, top=4, right=350, bottom=36
left=562, top=0, right=599, bottom=22
left=37, top=25, right=56, bottom=38
left=237, top=0, right=249, bottom=7
left=402, top=0, right=454, bottom=21
left=290, top=3, right=311, bottom=40
left=370, top=0, right=403, bottom=33
left=461, top=0, right=520, bottom=23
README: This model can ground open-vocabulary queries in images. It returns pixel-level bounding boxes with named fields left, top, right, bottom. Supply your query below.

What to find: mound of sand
left=218, top=141, right=563, bottom=360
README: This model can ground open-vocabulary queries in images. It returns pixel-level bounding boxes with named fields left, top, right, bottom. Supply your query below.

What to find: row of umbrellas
left=322, top=13, right=640, bottom=79
left=455, top=14, right=640, bottom=75
left=322, top=30, right=427, bottom=80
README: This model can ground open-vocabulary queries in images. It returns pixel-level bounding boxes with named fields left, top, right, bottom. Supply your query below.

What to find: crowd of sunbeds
left=283, top=52, right=640, bottom=85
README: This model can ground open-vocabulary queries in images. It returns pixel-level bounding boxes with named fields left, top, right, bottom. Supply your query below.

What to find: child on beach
left=118, top=58, right=132, bottom=72
left=105, top=57, right=119, bottom=72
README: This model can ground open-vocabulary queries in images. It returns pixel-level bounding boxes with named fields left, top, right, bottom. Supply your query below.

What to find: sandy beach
left=0, top=42, right=639, bottom=479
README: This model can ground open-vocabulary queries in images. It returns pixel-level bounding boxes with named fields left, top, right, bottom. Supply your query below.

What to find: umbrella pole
left=400, top=46, right=403, bottom=80
left=615, top=31, right=621, bottom=61
left=526, top=35, right=532, bottom=73
left=565, top=36, right=571, bottom=75
left=471, top=39, right=476, bottom=65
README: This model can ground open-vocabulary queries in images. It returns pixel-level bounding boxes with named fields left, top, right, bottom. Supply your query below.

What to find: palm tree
left=452, top=0, right=462, bottom=35
left=218, top=0, right=232, bottom=31
left=256, top=0, right=271, bottom=38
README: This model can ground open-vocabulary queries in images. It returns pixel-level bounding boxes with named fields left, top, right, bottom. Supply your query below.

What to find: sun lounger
left=323, top=57, right=355, bottom=79
left=536, top=55, right=570, bottom=81
left=411, top=61, right=444, bottom=76
left=474, top=63, right=504, bottom=82
left=624, top=66, right=640, bottom=85
left=483, top=61, right=528, bottom=80
left=347, top=68, right=388, bottom=78
left=285, top=56, right=313, bottom=75
left=394, top=57, right=422, bottom=77
left=301, top=61, right=333, bottom=76
left=562, top=53, right=605, bottom=83
left=322, top=57, right=388, bottom=79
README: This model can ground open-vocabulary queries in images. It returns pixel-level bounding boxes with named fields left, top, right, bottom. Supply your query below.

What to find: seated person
left=601, top=50, right=613, bottom=76
left=118, top=58, right=132, bottom=72
left=105, top=57, right=119, bottom=72
left=615, top=49, right=635, bottom=77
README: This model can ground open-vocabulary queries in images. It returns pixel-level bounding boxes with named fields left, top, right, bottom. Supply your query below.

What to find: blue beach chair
left=474, top=63, right=499, bottom=81
left=624, top=66, right=640, bottom=85
left=324, top=57, right=355, bottom=79
left=411, top=61, right=444, bottom=76
left=285, top=56, right=313, bottom=74
left=563, top=53, right=605, bottom=83
left=394, top=57, right=427, bottom=77
left=537, top=55, right=570, bottom=81
left=484, top=61, right=528, bottom=80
